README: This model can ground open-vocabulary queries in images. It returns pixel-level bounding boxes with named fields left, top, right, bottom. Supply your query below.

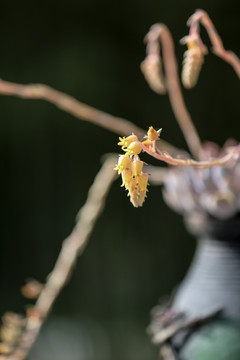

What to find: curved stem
left=5, top=156, right=118, bottom=360
left=0, top=78, right=180, bottom=156
left=188, top=10, right=240, bottom=78
left=143, top=25, right=202, bottom=159
left=142, top=143, right=240, bottom=168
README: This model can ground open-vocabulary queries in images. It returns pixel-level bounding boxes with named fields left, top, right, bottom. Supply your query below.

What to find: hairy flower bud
left=181, top=36, right=207, bottom=89
left=147, top=126, right=162, bottom=141
left=121, top=168, right=133, bottom=188
left=141, top=55, right=166, bottom=94
left=128, top=174, right=149, bottom=207
left=114, top=154, right=132, bottom=174
left=118, top=135, right=138, bottom=149
left=132, top=158, right=144, bottom=177
left=125, top=141, right=143, bottom=156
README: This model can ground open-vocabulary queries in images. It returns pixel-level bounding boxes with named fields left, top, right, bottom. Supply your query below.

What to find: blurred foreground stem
left=4, top=155, right=118, bottom=360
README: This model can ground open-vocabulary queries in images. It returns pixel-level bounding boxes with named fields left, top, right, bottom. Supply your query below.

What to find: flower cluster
left=114, top=127, right=161, bottom=207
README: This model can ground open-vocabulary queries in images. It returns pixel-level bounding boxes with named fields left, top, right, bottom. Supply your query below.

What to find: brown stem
left=0, top=78, right=179, bottom=156
left=143, top=25, right=202, bottom=159
left=142, top=143, right=240, bottom=168
left=5, top=155, right=118, bottom=360
left=188, top=10, right=240, bottom=78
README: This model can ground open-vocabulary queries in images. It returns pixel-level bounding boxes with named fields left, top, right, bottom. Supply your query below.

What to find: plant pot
left=171, top=216, right=240, bottom=359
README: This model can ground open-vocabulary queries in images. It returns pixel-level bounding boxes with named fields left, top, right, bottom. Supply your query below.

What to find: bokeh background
left=0, top=0, right=239, bottom=359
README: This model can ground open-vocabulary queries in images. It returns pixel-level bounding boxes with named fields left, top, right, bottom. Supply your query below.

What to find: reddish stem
left=144, top=24, right=202, bottom=159
left=188, top=9, right=240, bottom=78
left=142, top=143, right=240, bottom=168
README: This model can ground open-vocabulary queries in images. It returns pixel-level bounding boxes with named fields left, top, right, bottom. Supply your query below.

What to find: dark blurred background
left=0, top=0, right=239, bottom=359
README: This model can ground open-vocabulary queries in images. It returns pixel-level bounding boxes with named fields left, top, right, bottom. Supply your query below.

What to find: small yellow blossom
left=114, top=154, right=132, bottom=174
left=132, top=158, right=143, bottom=177
left=147, top=126, right=162, bottom=141
left=118, top=135, right=138, bottom=149
left=124, top=141, right=143, bottom=156
left=115, top=129, right=153, bottom=207
left=121, top=168, right=133, bottom=188
left=128, top=173, right=149, bottom=207
left=139, top=173, right=149, bottom=191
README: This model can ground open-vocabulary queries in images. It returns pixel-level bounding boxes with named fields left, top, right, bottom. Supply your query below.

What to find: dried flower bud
left=141, top=55, right=166, bottom=94
left=181, top=36, right=207, bottom=88
left=114, top=154, right=132, bottom=174
left=21, top=279, right=43, bottom=299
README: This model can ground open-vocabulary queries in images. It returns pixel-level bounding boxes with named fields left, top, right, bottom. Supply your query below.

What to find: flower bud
left=121, top=168, right=133, bottom=188
left=125, top=141, right=143, bottom=156
left=132, top=158, right=143, bottom=177
left=147, top=126, right=161, bottom=141
left=118, top=135, right=138, bottom=148
left=114, top=154, right=132, bottom=174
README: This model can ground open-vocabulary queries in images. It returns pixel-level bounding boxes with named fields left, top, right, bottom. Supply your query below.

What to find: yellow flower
left=124, top=141, right=143, bottom=156
left=147, top=126, right=162, bottom=141
left=128, top=173, right=149, bottom=208
left=139, top=173, right=149, bottom=191
left=118, top=135, right=138, bottom=148
left=121, top=168, right=133, bottom=188
left=132, top=158, right=143, bottom=177
left=114, top=154, right=132, bottom=174
left=115, top=131, right=150, bottom=207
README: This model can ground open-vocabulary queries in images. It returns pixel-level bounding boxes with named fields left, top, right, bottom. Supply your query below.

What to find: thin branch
left=188, top=9, right=240, bottom=78
left=0, top=78, right=179, bottom=156
left=142, top=25, right=202, bottom=159
left=5, top=155, right=118, bottom=360
left=142, top=143, right=240, bottom=168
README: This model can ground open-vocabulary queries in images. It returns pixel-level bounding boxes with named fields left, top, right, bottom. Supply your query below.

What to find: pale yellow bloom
left=118, top=135, right=138, bottom=149
left=115, top=130, right=151, bottom=207
left=138, top=173, right=149, bottom=191
left=121, top=168, right=133, bottom=188
left=132, top=158, right=143, bottom=177
left=114, top=154, right=132, bottom=174
left=124, top=141, right=143, bottom=156
left=147, top=126, right=162, bottom=141
left=127, top=173, right=149, bottom=207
